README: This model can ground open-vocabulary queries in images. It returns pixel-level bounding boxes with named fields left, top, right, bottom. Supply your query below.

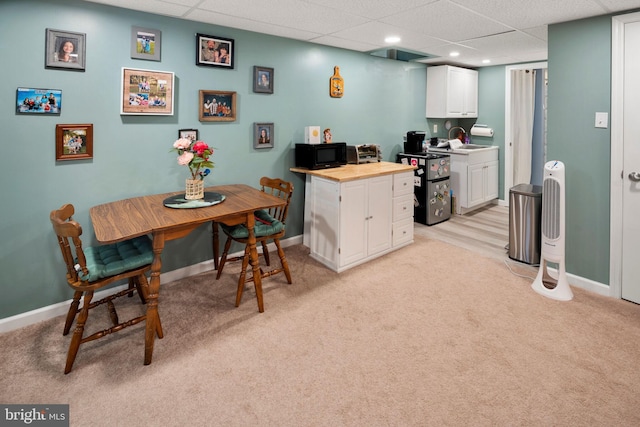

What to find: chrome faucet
left=448, top=126, right=466, bottom=140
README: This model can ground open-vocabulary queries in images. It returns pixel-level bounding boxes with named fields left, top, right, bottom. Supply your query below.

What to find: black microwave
left=295, top=142, right=347, bottom=169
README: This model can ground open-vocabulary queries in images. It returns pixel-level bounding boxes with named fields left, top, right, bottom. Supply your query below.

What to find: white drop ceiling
left=82, top=0, right=640, bottom=67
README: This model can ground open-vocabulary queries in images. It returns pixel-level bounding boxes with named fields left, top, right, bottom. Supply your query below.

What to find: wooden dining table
left=89, top=184, right=286, bottom=366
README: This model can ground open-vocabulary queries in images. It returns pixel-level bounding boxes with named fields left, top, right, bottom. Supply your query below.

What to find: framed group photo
left=131, top=26, right=161, bottom=61
left=16, top=87, right=61, bottom=114
left=56, top=124, right=93, bottom=161
left=199, top=90, right=236, bottom=122
left=120, top=67, right=174, bottom=115
left=196, top=33, right=235, bottom=69
left=178, top=128, right=199, bottom=141
left=45, top=29, right=86, bottom=71
left=254, top=123, right=274, bottom=149
left=253, top=66, right=274, bottom=94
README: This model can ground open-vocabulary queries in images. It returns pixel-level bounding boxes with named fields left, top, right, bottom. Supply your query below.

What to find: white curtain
left=511, top=69, right=536, bottom=185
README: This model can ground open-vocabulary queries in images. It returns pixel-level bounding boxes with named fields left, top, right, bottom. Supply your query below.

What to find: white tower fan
left=531, top=160, right=573, bottom=301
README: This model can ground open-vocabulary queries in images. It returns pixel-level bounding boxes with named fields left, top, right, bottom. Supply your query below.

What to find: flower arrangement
left=171, top=138, right=214, bottom=180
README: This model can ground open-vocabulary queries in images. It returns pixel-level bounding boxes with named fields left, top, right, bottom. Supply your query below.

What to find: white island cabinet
left=291, top=162, right=415, bottom=273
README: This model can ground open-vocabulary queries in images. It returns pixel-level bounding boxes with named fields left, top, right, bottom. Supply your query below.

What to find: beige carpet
left=2, top=235, right=640, bottom=426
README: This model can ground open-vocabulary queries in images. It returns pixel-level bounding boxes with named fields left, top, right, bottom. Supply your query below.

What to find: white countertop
left=426, top=145, right=498, bottom=155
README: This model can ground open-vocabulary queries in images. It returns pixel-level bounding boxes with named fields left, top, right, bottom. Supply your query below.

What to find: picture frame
left=16, top=87, right=61, bottom=115
left=196, top=33, right=235, bottom=69
left=45, top=29, right=86, bottom=71
left=253, top=66, right=274, bottom=94
left=131, top=26, right=161, bottom=61
left=199, top=90, right=236, bottom=122
left=178, top=128, right=199, bottom=141
left=56, top=124, right=93, bottom=161
left=120, top=67, right=174, bottom=115
left=254, top=123, right=274, bottom=149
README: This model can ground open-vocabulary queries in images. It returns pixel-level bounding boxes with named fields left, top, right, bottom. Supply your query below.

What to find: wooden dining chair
left=215, top=177, right=294, bottom=308
left=50, top=203, right=163, bottom=374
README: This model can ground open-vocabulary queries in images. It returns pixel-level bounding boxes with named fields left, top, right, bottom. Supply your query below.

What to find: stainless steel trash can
left=509, top=184, right=542, bottom=264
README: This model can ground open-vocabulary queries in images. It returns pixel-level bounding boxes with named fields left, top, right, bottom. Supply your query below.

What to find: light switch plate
left=595, top=112, right=608, bottom=128
left=433, top=124, right=438, bottom=133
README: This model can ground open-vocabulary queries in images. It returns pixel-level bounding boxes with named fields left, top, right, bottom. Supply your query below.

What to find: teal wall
left=0, top=0, right=429, bottom=319
left=547, top=15, right=612, bottom=284
left=475, top=15, right=614, bottom=285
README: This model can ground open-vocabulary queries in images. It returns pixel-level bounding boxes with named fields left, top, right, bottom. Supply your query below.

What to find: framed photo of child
left=56, top=124, right=93, bottom=161
left=254, top=123, right=274, bottom=149
left=45, top=29, right=86, bottom=71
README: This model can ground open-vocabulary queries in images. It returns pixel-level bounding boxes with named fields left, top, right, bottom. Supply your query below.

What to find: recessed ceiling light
left=449, top=51, right=460, bottom=57
left=482, top=59, right=491, bottom=64
left=385, top=36, right=401, bottom=44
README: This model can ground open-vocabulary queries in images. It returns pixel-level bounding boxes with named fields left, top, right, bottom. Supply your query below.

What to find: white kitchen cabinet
left=440, top=147, right=499, bottom=215
left=292, top=163, right=415, bottom=273
left=426, top=65, right=478, bottom=118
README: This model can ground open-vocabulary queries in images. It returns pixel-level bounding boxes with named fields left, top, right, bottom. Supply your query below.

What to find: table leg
left=246, top=213, right=264, bottom=313
left=145, top=232, right=165, bottom=365
left=212, top=221, right=219, bottom=270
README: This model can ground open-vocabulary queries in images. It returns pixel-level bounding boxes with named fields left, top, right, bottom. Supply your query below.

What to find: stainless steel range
left=397, top=152, right=451, bottom=225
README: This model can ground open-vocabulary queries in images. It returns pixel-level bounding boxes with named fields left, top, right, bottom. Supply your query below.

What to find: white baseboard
left=0, top=235, right=303, bottom=334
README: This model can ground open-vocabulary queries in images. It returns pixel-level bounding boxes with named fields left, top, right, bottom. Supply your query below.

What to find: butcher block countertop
left=290, top=161, right=415, bottom=182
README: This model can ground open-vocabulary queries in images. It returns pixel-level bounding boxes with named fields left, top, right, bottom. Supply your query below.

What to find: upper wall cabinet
left=426, top=65, right=478, bottom=118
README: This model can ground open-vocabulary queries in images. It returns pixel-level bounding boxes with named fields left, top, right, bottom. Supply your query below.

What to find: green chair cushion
left=222, top=209, right=284, bottom=239
left=79, top=235, right=153, bottom=282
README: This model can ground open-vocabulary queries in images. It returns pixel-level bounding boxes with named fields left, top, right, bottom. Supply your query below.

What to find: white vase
left=185, top=178, right=204, bottom=200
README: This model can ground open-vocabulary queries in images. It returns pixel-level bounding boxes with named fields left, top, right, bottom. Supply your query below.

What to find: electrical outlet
left=433, top=124, right=438, bottom=133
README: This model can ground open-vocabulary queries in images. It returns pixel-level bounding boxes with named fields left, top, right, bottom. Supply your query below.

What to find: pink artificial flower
left=173, top=138, right=192, bottom=150
left=177, top=151, right=194, bottom=165
left=192, top=141, right=209, bottom=154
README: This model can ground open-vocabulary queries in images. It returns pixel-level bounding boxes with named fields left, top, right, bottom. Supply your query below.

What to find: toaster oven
left=346, top=144, right=381, bottom=164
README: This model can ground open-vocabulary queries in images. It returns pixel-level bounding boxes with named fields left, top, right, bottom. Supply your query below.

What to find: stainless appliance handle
left=629, top=172, right=640, bottom=182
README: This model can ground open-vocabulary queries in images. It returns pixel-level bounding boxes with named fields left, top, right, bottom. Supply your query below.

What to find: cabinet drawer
left=393, top=193, right=414, bottom=221
left=392, top=217, right=414, bottom=247
left=393, top=172, right=413, bottom=197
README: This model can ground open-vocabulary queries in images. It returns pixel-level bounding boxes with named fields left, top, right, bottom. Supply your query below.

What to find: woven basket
left=185, top=178, right=204, bottom=200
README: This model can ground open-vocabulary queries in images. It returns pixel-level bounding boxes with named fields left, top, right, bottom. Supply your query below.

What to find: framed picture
left=254, top=123, right=274, bottom=149
left=179, top=128, right=199, bottom=141
left=120, top=67, right=174, bottom=115
left=196, top=33, right=234, bottom=69
left=56, top=124, right=93, bottom=161
left=253, top=66, right=274, bottom=94
left=131, top=26, right=161, bottom=61
left=45, top=29, right=86, bottom=71
left=16, top=87, right=61, bottom=114
left=199, top=90, right=236, bottom=122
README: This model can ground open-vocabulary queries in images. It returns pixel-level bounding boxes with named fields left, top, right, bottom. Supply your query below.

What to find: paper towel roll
left=470, top=124, right=494, bottom=137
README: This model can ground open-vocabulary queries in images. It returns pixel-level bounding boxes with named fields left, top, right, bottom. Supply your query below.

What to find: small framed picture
left=131, top=26, right=161, bottom=61
left=56, top=124, right=93, bottom=161
left=120, top=67, right=174, bottom=115
left=45, top=29, right=86, bottom=71
left=253, top=66, right=274, bottom=94
left=199, top=90, right=236, bottom=122
left=254, top=123, right=274, bottom=149
left=179, top=128, right=198, bottom=141
left=16, top=87, right=61, bottom=114
left=196, top=33, right=234, bottom=69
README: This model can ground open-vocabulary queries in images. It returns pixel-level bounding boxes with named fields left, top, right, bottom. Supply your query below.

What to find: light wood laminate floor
left=414, top=204, right=511, bottom=261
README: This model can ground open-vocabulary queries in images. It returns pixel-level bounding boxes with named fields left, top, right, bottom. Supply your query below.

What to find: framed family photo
left=131, top=26, right=161, bottom=61
left=254, top=123, right=274, bottom=149
left=196, top=33, right=235, bottom=69
left=120, top=67, right=174, bottom=115
left=178, top=128, right=199, bottom=141
left=16, top=87, right=61, bottom=114
left=45, top=29, right=86, bottom=71
left=199, top=90, right=236, bottom=122
left=56, top=124, right=93, bottom=161
left=253, top=66, right=274, bottom=94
